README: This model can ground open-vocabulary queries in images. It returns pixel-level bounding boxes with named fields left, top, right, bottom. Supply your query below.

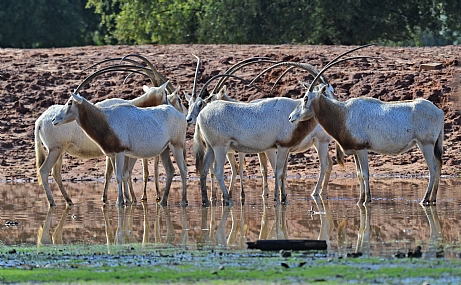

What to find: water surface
left=1, top=178, right=460, bottom=259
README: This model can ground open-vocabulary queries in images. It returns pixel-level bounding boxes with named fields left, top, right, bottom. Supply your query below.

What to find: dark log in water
left=246, top=239, right=327, bottom=251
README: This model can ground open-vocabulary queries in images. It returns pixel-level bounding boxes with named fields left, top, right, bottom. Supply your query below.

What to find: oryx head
left=52, top=93, right=85, bottom=126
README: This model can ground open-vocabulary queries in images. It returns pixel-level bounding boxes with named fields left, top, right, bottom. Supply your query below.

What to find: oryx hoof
left=180, top=200, right=188, bottom=207
left=202, top=200, right=211, bottom=207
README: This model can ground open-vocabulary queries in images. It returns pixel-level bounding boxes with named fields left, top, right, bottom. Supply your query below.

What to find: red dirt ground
left=0, top=44, right=460, bottom=184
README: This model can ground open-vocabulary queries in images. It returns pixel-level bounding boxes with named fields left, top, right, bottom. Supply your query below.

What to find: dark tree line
left=1, top=0, right=459, bottom=48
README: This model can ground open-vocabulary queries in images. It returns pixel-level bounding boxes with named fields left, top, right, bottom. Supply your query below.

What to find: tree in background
left=88, top=0, right=460, bottom=46
left=0, top=0, right=101, bottom=48
left=0, top=0, right=459, bottom=47
left=87, top=0, right=201, bottom=44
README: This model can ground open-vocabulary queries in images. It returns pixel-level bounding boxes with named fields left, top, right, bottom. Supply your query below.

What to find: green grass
left=1, top=245, right=461, bottom=284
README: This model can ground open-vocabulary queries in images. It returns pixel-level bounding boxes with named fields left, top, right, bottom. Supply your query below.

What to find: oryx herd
left=35, top=45, right=444, bottom=207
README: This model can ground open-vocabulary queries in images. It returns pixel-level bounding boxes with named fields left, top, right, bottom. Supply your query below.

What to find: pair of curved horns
left=75, top=54, right=174, bottom=94
left=307, top=43, right=378, bottom=92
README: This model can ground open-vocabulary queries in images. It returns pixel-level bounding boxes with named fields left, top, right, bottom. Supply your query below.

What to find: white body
left=203, top=88, right=333, bottom=201
left=49, top=91, right=188, bottom=206
left=192, top=97, right=321, bottom=206
left=289, top=87, right=444, bottom=205
left=35, top=83, right=185, bottom=206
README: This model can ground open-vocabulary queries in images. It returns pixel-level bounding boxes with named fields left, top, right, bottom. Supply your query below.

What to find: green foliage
left=0, top=0, right=101, bottom=48
left=88, top=0, right=461, bottom=46
left=0, top=0, right=459, bottom=47
left=87, top=0, right=201, bottom=44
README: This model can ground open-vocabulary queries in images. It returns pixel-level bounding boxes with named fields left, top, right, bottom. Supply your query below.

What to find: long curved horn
left=198, top=74, right=264, bottom=100
left=323, top=43, right=376, bottom=70
left=74, top=65, right=155, bottom=94
left=270, top=66, right=295, bottom=94
left=211, top=57, right=277, bottom=95
left=80, top=55, right=173, bottom=93
left=120, top=54, right=175, bottom=93
left=191, top=54, right=201, bottom=99
left=250, top=62, right=330, bottom=89
left=308, top=55, right=377, bottom=92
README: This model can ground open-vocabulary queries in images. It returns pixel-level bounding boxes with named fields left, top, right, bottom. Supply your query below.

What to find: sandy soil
left=0, top=44, right=460, bottom=183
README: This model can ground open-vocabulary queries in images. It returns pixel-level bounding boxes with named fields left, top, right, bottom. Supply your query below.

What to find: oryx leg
left=227, top=151, right=238, bottom=199
left=102, top=156, right=114, bottom=204
left=114, top=152, right=126, bottom=206
left=210, top=170, right=218, bottom=202
left=354, top=150, right=370, bottom=205
left=237, top=152, right=245, bottom=200
left=171, top=144, right=188, bottom=206
left=261, top=150, right=277, bottom=198
left=50, top=153, right=73, bottom=206
left=419, top=143, right=441, bottom=205
left=312, top=140, right=333, bottom=196
left=38, top=148, right=70, bottom=206
left=141, top=158, right=152, bottom=202
left=258, top=152, right=269, bottom=198
left=122, top=157, right=137, bottom=205
left=214, top=146, right=234, bottom=207
left=158, top=148, right=175, bottom=207
left=152, top=156, right=161, bottom=202
left=200, top=144, right=215, bottom=207
left=274, top=147, right=290, bottom=204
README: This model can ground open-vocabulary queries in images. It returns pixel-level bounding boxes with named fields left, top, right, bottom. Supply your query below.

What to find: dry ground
left=0, top=44, right=460, bottom=183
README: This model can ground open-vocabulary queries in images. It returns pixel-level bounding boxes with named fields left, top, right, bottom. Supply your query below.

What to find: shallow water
left=1, top=177, right=460, bottom=259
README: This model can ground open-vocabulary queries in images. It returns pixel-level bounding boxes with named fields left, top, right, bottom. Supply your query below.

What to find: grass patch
left=1, top=245, right=461, bottom=284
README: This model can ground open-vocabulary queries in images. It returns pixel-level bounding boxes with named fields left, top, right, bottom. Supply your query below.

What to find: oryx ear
left=70, top=92, right=84, bottom=104
left=142, top=85, right=150, bottom=93
left=300, top=81, right=310, bottom=89
left=173, top=85, right=181, bottom=95
left=184, top=91, right=191, bottom=102
left=159, top=80, right=169, bottom=92
left=318, top=84, right=327, bottom=96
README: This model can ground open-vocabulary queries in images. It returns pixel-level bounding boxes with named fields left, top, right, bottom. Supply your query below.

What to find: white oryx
left=187, top=56, right=340, bottom=206
left=36, top=54, right=187, bottom=206
left=289, top=45, right=444, bottom=205
left=51, top=90, right=188, bottom=206
left=203, top=85, right=335, bottom=201
left=187, top=59, right=337, bottom=207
